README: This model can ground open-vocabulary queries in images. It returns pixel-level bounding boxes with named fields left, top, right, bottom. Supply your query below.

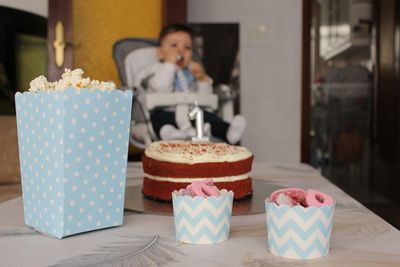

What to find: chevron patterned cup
left=265, top=202, right=335, bottom=259
left=172, top=190, right=234, bottom=244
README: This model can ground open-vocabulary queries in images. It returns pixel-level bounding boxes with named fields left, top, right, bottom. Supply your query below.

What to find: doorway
left=305, top=0, right=400, bottom=229
left=189, top=23, right=240, bottom=115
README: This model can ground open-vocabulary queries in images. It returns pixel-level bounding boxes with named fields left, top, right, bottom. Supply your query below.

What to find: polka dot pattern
left=15, top=87, right=133, bottom=238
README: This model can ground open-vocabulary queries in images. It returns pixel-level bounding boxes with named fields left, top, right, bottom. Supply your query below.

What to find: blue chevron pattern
left=265, top=202, right=335, bottom=259
left=172, top=191, right=234, bottom=244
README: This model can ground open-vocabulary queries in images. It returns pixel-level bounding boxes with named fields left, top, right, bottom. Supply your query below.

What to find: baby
left=137, top=23, right=246, bottom=144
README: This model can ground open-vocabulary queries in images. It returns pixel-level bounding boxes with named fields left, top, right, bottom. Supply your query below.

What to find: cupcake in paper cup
left=172, top=179, right=234, bottom=244
left=265, top=188, right=335, bottom=259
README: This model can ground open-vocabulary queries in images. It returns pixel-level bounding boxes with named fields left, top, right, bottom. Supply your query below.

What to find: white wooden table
left=1, top=162, right=400, bottom=266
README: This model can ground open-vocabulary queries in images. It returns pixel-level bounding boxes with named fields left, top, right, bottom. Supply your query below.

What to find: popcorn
left=28, top=68, right=116, bottom=92
left=29, top=75, right=48, bottom=92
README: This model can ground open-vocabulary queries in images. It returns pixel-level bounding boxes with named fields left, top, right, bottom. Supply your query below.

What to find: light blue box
left=15, top=87, right=132, bottom=238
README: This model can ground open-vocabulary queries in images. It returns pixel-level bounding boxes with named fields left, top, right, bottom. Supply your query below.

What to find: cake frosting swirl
left=144, top=140, right=252, bottom=164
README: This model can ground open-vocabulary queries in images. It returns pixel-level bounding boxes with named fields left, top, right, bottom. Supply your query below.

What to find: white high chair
left=113, top=38, right=235, bottom=149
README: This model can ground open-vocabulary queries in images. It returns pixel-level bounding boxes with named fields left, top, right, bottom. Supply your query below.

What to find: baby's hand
left=163, top=48, right=179, bottom=64
left=190, top=62, right=210, bottom=83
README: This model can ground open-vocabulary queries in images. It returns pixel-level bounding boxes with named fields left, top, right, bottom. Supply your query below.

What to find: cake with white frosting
left=141, top=141, right=254, bottom=201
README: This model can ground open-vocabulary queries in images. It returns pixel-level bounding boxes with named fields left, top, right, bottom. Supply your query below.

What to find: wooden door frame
left=301, top=0, right=312, bottom=163
left=162, top=0, right=187, bottom=26
left=47, top=0, right=73, bottom=82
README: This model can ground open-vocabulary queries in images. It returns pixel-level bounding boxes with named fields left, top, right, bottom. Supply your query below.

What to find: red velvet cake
left=141, top=141, right=254, bottom=201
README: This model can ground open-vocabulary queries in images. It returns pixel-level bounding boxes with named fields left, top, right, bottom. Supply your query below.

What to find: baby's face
left=158, top=31, right=193, bottom=68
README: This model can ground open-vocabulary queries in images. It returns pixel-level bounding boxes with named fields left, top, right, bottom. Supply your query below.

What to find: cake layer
left=142, top=177, right=253, bottom=201
left=144, top=173, right=250, bottom=182
left=142, top=154, right=253, bottom=178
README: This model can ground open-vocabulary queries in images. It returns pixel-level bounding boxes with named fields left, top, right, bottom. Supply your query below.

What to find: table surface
left=1, top=162, right=400, bottom=267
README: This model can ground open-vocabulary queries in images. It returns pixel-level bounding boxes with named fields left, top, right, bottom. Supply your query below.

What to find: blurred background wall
left=188, top=0, right=302, bottom=163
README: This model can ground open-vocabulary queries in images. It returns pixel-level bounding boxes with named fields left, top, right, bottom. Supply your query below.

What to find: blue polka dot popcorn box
left=14, top=87, right=133, bottom=238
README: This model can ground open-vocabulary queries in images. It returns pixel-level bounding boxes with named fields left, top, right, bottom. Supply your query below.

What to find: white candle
left=188, top=101, right=209, bottom=142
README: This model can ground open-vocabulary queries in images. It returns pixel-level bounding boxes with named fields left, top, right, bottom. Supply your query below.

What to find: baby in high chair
left=138, top=23, right=246, bottom=144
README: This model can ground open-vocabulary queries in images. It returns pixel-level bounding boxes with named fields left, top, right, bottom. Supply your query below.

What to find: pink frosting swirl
left=183, top=179, right=220, bottom=198
left=267, top=188, right=334, bottom=207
